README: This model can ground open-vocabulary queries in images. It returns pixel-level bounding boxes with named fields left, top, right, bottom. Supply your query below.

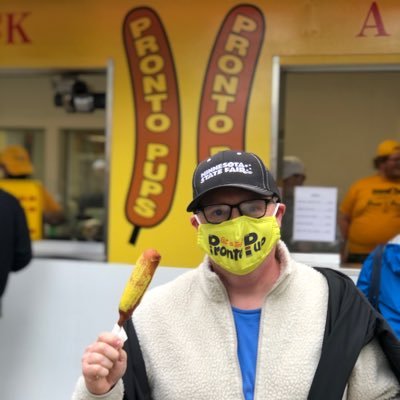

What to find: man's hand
left=82, top=332, right=127, bottom=395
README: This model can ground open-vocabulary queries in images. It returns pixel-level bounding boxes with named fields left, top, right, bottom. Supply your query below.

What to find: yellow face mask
left=196, top=209, right=281, bottom=275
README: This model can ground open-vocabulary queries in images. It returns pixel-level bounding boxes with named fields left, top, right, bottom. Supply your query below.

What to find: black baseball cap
left=187, top=150, right=281, bottom=211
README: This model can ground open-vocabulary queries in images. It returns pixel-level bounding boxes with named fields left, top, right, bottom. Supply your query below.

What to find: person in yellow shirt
left=0, top=145, right=64, bottom=225
left=339, top=139, right=400, bottom=263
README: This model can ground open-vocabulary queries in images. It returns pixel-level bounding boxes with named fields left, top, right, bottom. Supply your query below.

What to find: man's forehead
left=200, top=187, right=267, bottom=204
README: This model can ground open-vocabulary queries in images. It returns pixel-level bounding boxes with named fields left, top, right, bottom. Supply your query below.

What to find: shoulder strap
left=368, top=245, right=385, bottom=309
left=309, top=267, right=376, bottom=400
left=122, top=319, right=152, bottom=400
left=310, top=267, right=400, bottom=400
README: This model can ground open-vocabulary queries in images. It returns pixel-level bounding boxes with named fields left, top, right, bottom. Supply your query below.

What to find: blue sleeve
left=356, top=251, right=374, bottom=298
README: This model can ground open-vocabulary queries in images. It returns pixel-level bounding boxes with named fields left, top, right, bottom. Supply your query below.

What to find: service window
left=61, top=128, right=106, bottom=242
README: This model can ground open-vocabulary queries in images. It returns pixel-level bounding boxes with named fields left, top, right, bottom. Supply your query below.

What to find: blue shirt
left=232, top=306, right=261, bottom=400
left=357, top=241, right=400, bottom=338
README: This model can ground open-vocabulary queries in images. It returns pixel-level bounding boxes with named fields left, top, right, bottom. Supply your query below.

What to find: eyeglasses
left=196, top=198, right=276, bottom=224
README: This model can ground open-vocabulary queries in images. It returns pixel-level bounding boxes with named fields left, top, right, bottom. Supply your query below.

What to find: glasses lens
left=201, top=199, right=272, bottom=223
left=239, top=199, right=268, bottom=218
left=203, top=204, right=231, bottom=223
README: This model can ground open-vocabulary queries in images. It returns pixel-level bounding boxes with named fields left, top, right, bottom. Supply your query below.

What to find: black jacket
left=0, top=189, right=32, bottom=297
left=122, top=267, right=400, bottom=400
left=309, top=267, right=400, bottom=399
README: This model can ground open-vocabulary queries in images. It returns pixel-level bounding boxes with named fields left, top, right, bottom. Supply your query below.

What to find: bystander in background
left=0, top=145, right=65, bottom=226
left=280, top=155, right=341, bottom=254
left=339, top=139, right=400, bottom=263
left=0, top=189, right=32, bottom=317
left=279, top=156, right=309, bottom=252
left=357, top=234, right=400, bottom=338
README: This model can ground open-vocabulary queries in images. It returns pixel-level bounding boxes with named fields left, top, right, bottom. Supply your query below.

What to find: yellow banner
left=1, top=0, right=400, bottom=266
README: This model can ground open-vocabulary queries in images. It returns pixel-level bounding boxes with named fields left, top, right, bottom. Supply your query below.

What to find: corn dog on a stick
left=117, top=248, right=161, bottom=327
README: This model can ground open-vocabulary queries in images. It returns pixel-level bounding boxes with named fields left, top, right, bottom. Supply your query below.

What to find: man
left=280, top=155, right=340, bottom=254
left=279, top=155, right=307, bottom=251
left=281, top=155, right=306, bottom=193
left=73, top=150, right=400, bottom=400
left=0, top=144, right=64, bottom=225
left=0, top=189, right=32, bottom=316
left=357, top=233, right=400, bottom=338
left=339, top=139, right=400, bottom=263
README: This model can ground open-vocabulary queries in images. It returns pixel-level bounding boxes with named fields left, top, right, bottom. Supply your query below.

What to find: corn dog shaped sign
left=123, top=7, right=180, bottom=245
left=197, top=5, right=265, bottom=161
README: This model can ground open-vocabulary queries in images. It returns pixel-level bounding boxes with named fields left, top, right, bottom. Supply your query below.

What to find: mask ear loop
left=272, top=203, right=280, bottom=217
left=194, top=214, right=202, bottom=225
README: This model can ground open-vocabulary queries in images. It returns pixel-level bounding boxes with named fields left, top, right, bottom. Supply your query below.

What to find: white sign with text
left=293, top=186, right=337, bottom=242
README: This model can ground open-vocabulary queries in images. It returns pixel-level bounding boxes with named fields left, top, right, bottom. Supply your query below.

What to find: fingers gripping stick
left=112, top=249, right=161, bottom=341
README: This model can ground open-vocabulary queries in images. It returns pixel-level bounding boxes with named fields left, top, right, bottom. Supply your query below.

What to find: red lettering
left=5, top=12, right=31, bottom=44
left=356, top=2, right=390, bottom=37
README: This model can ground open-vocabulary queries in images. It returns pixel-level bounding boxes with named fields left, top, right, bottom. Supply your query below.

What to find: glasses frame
left=195, top=198, right=277, bottom=224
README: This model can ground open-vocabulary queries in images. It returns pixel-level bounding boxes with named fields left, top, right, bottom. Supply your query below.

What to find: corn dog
left=117, top=248, right=161, bottom=326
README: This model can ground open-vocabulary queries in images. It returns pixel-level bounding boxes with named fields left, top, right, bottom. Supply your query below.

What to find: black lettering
left=209, top=235, right=220, bottom=245
left=233, top=248, right=242, bottom=260
left=254, top=237, right=266, bottom=252
left=244, top=232, right=258, bottom=246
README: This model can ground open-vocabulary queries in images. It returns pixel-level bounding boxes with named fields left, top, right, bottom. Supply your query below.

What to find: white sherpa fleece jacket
left=72, top=241, right=400, bottom=400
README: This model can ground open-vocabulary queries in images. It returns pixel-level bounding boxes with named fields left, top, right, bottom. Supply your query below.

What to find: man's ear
left=190, top=214, right=200, bottom=229
left=275, top=203, right=286, bottom=227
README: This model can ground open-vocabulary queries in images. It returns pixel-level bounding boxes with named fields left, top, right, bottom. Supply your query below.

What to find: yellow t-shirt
left=340, top=175, right=400, bottom=254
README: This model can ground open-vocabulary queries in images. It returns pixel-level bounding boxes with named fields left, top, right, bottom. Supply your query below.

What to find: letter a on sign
left=356, top=2, right=390, bottom=37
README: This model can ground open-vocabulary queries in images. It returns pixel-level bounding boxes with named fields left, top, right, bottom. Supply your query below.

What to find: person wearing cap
left=279, top=156, right=340, bottom=254
left=279, top=156, right=307, bottom=251
left=357, top=233, right=400, bottom=339
left=73, top=150, right=400, bottom=400
left=281, top=155, right=306, bottom=193
left=0, top=145, right=64, bottom=225
left=339, top=139, right=400, bottom=264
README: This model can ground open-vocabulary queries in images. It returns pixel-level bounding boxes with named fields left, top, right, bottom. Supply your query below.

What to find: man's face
left=382, top=152, right=400, bottom=180
left=283, top=174, right=305, bottom=195
left=192, top=187, right=284, bottom=226
left=290, top=174, right=306, bottom=186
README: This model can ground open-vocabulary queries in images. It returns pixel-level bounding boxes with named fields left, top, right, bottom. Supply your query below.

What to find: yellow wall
left=1, top=0, right=400, bottom=266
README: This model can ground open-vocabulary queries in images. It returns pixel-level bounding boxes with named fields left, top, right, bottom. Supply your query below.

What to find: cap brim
left=186, top=183, right=277, bottom=212
left=7, top=165, right=33, bottom=176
